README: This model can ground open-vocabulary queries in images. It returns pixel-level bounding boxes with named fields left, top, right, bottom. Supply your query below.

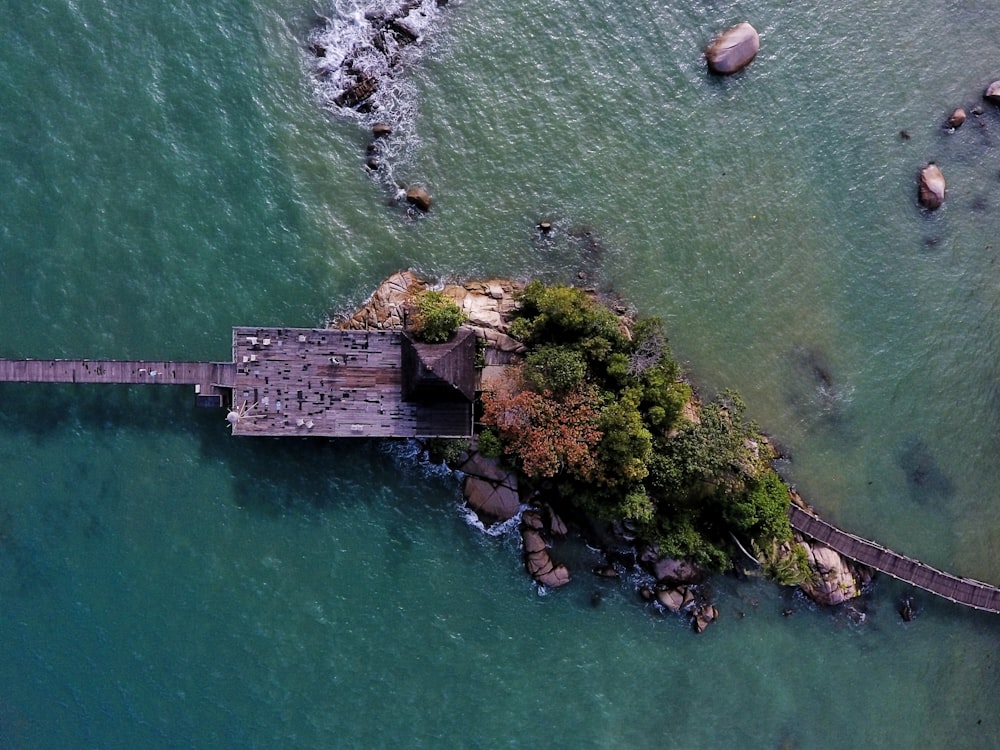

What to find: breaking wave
left=306, top=0, right=450, bottom=189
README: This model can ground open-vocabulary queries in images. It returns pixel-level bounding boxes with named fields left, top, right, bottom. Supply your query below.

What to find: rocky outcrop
left=705, top=22, right=760, bottom=75
left=335, top=271, right=525, bottom=338
left=796, top=538, right=871, bottom=606
left=521, top=525, right=571, bottom=588
left=918, top=163, right=946, bottom=210
left=946, top=108, right=966, bottom=130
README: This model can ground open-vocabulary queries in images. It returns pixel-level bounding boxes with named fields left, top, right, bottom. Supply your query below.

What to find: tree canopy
left=481, top=282, right=794, bottom=572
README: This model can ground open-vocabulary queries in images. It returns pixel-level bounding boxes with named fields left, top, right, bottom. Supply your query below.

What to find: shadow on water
left=897, top=435, right=955, bottom=503
left=0, top=383, right=448, bottom=520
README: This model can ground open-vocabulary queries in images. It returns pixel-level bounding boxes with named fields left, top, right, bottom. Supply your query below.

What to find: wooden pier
left=790, top=504, right=1000, bottom=614
left=228, top=327, right=474, bottom=438
left=0, top=358, right=234, bottom=403
left=0, top=326, right=475, bottom=438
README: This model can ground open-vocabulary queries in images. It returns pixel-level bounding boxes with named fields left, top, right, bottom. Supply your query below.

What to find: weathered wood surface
left=229, top=327, right=473, bottom=438
left=789, top=505, right=1000, bottom=614
left=0, top=358, right=234, bottom=392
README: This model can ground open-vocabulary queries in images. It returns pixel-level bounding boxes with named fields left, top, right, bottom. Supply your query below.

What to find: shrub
left=724, top=468, right=794, bottom=544
left=756, top=539, right=812, bottom=586
left=510, top=281, right=624, bottom=354
left=410, top=290, right=466, bottom=343
left=476, top=428, right=503, bottom=458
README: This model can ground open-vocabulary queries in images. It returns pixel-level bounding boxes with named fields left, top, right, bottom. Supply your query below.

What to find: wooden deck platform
left=228, top=327, right=473, bottom=438
left=790, top=504, right=1000, bottom=614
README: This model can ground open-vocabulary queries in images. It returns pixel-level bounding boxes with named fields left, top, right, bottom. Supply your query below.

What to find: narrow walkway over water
left=0, top=358, right=234, bottom=399
left=789, top=504, right=1000, bottom=614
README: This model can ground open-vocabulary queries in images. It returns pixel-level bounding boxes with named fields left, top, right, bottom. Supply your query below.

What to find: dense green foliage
left=409, top=290, right=466, bottom=343
left=484, top=282, right=795, bottom=573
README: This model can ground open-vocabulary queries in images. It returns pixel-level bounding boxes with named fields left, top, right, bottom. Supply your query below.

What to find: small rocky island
left=336, top=270, right=872, bottom=632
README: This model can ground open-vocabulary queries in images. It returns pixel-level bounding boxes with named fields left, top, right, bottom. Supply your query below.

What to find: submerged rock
left=918, top=163, right=946, bottom=210
left=705, top=22, right=760, bottom=75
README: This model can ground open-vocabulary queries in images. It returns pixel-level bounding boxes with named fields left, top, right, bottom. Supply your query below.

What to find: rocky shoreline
left=334, top=270, right=875, bottom=632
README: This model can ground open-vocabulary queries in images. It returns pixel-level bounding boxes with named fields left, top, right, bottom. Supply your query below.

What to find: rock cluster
left=637, top=549, right=718, bottom=632
left=520, top=509, right=571, bottom=588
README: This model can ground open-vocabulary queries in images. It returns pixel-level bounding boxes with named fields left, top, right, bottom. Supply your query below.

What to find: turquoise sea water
left=2, top=0, right=1000, bottom=747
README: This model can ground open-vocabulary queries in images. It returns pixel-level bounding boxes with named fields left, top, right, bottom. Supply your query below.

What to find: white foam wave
left=307, top=0, right=448, bottom=188
left=456, top=503, right=528, bottom=538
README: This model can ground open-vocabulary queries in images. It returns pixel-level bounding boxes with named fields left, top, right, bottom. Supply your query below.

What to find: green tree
left=410, top=290, right=466, bottom=343
left=522, top=344, right=588, bottom=396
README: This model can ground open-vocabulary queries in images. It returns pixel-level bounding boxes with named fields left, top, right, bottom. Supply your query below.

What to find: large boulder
left=797, top=540, right=866, bottom=606
left=463, top=476, right=520, bottom=523
left=705, top=22, right=760, bottom=75
left=918, top=163, right=946, bottom=210
left=652, top=556, right=703, bottom=585
left=985, top=80, right=1000, bottom=104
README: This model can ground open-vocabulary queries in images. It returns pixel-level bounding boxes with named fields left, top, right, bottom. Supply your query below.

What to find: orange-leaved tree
left=481, top=371, right=603, bottom=480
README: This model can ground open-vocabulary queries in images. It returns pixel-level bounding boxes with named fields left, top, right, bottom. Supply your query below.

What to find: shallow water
left=2, top=0, right=1000, bottom=747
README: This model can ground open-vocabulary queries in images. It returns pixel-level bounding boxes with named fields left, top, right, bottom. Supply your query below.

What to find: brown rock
left=535, top=564, right=571, bottom=588
left=796, top=540, right=863, bottom=606
left=521, top=528, right=547, bottom=554
left=693, top=604, right=719, bottom=633
left=372, top=123, right=392, bottom=137
left=705, top=22, right=760, bottom=75
left=405, top=186, right=432, bottom=211
left=946, top=108, right=966, bottom=129
left=457, top=451, right=516, bottom=487
left=521, top=510, right=545, bottom=532
left=656, top=586, right=692, bottom=613
left=653, top=557, right=703, bottom=585
left=463, top=476, right=520, bottom=522
left=525, top=550, right=553, bottom=577
left=985, top=80, right=1000, bottom=103
left=543, top=505, right=568, bottom=537
left=918, top=163, right=946, bottom=210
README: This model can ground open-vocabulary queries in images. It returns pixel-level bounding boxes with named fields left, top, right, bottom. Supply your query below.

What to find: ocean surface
left=2, top=0, right=1000, bottom=747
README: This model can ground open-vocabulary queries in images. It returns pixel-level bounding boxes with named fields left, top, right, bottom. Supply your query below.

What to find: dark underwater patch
left=898, top=435, right=955, bottom=502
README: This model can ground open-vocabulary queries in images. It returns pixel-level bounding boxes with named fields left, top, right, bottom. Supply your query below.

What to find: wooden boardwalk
left=789, top=504, right=1000, bottom=614
left=0, top=358, right=234, bottom=395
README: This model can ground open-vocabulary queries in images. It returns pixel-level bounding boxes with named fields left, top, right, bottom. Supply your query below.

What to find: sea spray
left=307, top=0, right=451, bottom=191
